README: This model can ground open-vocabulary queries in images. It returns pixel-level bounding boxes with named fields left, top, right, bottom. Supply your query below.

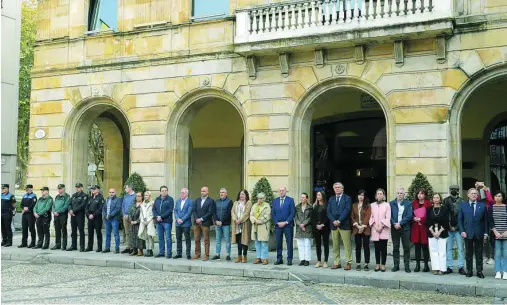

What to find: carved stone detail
left=355, top=45, right=365, bottom=65
left=436, top=36, right=447, bottom=64
left=334, top=64, right=345, bottom=75
left=247, top=56, right=257, bottom=80
left=315, top=49, right=324, bottom=68
left=279, top=53, right=290, bottom=78
left=394, top=40, right=404, bottom=67
left=202, top=77, right=211, bottom=87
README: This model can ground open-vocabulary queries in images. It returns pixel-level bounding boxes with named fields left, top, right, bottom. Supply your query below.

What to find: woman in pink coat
left=369, top=188, right=391, bottom=272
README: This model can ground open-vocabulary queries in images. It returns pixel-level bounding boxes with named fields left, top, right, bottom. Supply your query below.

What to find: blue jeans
left=495, top=239, right=507, bottom=272
left=446, top=231, right=464, bottom=268
left=157, top=222, right=172, bottom=256
left=255, top=237, right=269, bottom=259
left=215, top=225, right=231, bottom=256
left=104, top=219, right=120, bottom=250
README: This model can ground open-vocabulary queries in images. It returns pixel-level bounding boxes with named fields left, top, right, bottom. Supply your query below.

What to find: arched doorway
left=457, top=76, right=507, bottom=193
left=166, top=89, right=246, bottom=199
left=64, top=99, right=130, bottom=192
left=291, top=78, right=393, bottom=201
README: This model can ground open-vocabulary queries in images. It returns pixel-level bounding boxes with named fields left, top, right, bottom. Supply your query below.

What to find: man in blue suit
left=389, top=187, right=413, bottom=273
left=458, top=188, right=488, bottom=279
left=272, top=186, right=296, bottom=265
left=174, top=187, right=193, bottom=260
left=102, top=188, right=122, bottom=253
left=327, top=182, right=352, bottom=270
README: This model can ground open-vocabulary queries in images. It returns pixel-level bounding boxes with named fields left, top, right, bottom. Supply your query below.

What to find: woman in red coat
left=411, top=189, right=432, bottom=272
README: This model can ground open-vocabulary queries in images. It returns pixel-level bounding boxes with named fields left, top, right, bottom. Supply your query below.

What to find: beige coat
left=138, top=200, right=156, bottom=239
left=250, top=202, right=271, bottom=242
left=231, top=200, right=253, bottom=246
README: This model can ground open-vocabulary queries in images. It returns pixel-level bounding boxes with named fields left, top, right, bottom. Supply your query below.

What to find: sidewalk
left=1, top=233, right=504, bottom=298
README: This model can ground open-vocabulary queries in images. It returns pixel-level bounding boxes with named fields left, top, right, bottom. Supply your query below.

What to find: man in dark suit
left=458, top=188, right=488, bottom=279
left=192, top=186, right=214, bottom=261
left=174, top=187, right=193, bottom=260
left=272, top=186, right=296, bottom=265
left=389, top=187, right=413, bottom=273
left=327, top=182, right=352, bottom=270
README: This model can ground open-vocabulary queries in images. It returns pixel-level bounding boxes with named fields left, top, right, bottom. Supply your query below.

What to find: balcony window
left=88, top=0, right=118, bottom=32
left=192, top=0, right=229, bottom=20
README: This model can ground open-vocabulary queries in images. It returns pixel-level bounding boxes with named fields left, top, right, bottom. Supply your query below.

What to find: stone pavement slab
left=1, top=233, right=504, bottom=298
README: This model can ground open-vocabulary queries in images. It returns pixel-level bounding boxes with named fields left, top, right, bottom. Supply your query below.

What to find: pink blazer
left=369, top=202, right=391, bottom=241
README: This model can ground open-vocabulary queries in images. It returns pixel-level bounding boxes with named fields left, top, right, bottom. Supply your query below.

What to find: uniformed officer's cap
left=57, top=184, right=65, bottom=189
left=1, top=184, right=9, bottom=189
left=40, top=186, right=49, bottom=191
left=26, top=184, right=33, bottom=189
left=449, top=185, right=460, bottom=190
left=75, top=183, right=83, bottom=188
left=90, top=185, right=100, bottom=190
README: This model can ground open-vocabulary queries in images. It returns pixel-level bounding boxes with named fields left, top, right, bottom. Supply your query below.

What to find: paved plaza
left=1, top=232, right=506, bottom=302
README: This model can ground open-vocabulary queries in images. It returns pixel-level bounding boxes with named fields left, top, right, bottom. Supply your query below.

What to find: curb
left=2, top=252, right=506, bottom=298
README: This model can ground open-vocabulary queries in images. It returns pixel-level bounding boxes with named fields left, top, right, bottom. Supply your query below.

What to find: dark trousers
left=36, top=216, right=50, bottom=246
left=54, top=213, right=68, bottom=248
left=465, top=237, right=484, bottom=272
left=275, top=225, right=294, bottom=262
left=235, top=233, right=248, bottom=256
left=87, top=215, right=103, bottom=249
left=414, top=243, right=430, bottom=263
left=71, top=212, right=86, bottom=249
left=314, top=229, right=330, bottom=262
left=392, top=228, right=411, bottom=267
left=176, top=226, right=191, bottom=256
left=21, top=213, right=36, bottom=245
left=1, top=213, right=13, bottom=242
left=374, top=239, right=388, bottom=265
left=355, top=233, right=370, bottom=264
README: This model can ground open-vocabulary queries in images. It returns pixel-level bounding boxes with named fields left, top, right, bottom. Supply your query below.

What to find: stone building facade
left=29, top=0, right=507, bottom=200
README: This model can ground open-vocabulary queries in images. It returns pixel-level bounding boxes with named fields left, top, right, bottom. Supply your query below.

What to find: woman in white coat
left=138, top=191, right=156, bottom=257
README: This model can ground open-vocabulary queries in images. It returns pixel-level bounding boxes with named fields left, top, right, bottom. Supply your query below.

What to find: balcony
left=235, top=0, right=454, bottom=53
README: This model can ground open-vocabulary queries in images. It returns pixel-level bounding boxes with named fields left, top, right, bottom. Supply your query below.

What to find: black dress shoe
left=405, top=266, right=411, bottom=273
left=42, top=245, right=49, bottom=250
left=84, top=248, right=93, bottom=252
left=102, top=249, right=111, bottom=253
left=226, top=255, right=231, bottom=262
left=34, top=245, right=42, bottom=249
left=27, top=243, right=35, bottom=248
left=18, top=244, right=27, bottom=248
left=61, top=247, right=67, bottom=251
left=458, top=268, right=466, bottom=275
left=211, top=255, right=220, bottom=260
left=187, top=255, right=192, bottom=260
left=51, top=245, right=60, bottom=250
left=422, top=263, right=430, bottom=272
left=115, top=249, right=120, bottom=254
left=304, top=261, right=309, bottom=266
left=167, top=254, right=172, bottom=259
left=79, top=248, right=85, bottom=252
left=287, top=261, right=292, bottom=266
left=66, top=247, right=77, bottom=251
left=96, top=248, right=102, bottom=253
left=121, top=248, right=130, bottom=254
left=274, top=260, right=284, bottom=265
left=391, top=266, right=400, bottom=272
left=299, top=260, right=305, bottom=266
left=446, top=268, right=453, bottom=274
left=155, top=254, right=165, bottom=258
left=466, top=271, right=473, bottom=277
left=414, top=263, right=421, bottom=272
left=477, top=272, right=485, bottom=279
left=4, top=242, right=12, bottom=247
left=173, top=255, right=182, bottom=259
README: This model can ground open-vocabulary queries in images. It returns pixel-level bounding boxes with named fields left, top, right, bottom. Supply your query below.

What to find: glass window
left=192, top=0, right=229, bottom=20
left=88, top=0, right=118, bottom=31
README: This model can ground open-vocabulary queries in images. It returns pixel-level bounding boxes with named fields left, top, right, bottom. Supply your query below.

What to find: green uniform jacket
left=34, top=196, right=54, bottom=217
left=53, top=193, right=70, bottom=214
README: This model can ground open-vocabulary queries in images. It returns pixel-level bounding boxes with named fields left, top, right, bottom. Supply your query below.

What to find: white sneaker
left=503, top=272, right=507, bottom=280
left=495, top=272, right=502, bottom=279
left=487, top=258, right=495, bottom=265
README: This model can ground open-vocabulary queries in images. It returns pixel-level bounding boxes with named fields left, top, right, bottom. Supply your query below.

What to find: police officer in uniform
left=52, top=184, right=70, bottom=250
left=85, top=185, right=104, bottom=252
left=67, top=183, right=88, bottom=252
left=18, top=184, right=37, bottom=248
left=33, top=187, right=53, bottom=249
left=1, top=184, right=16, bottom=247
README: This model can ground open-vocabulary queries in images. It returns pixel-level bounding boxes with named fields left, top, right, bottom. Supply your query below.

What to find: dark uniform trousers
left=87, top=216, right=103, bottom=249
left=71, top=212, right=86, bottom=249
left=36, top=215, right=51, bottom=247
left=54, top=213, right=68, bottom=248
left=21, top=212, right=36, bottom=245
left=1, top=213, right=13, bottom=243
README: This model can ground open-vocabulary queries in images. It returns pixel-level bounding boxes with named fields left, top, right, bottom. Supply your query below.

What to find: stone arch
left=448, top=63, right=507, bottom=190
left=290, top=76, right=395, bottom=198
left=63, top=97, right=131, bottom=191
left=165, top=88, right=248, bottom=197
